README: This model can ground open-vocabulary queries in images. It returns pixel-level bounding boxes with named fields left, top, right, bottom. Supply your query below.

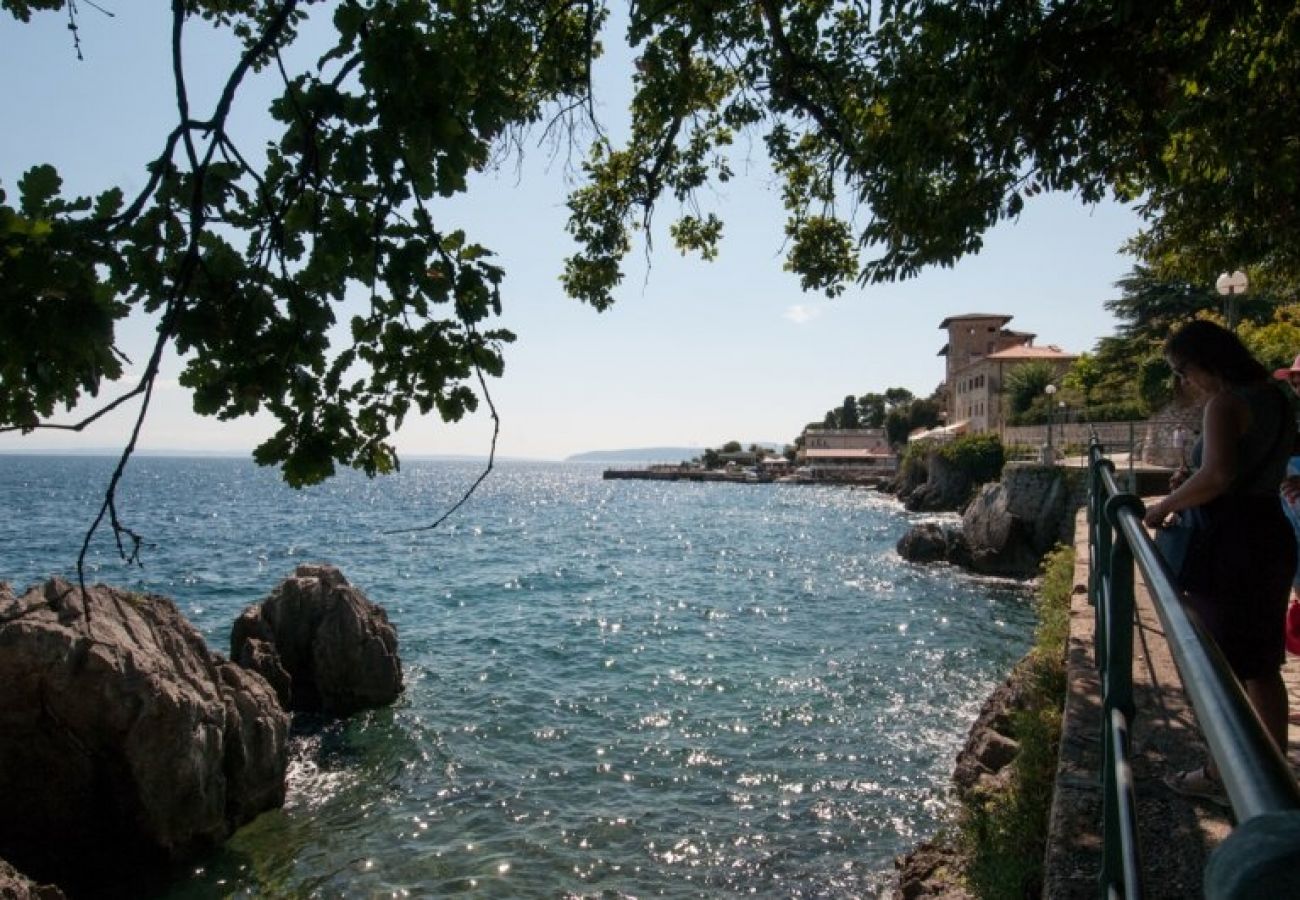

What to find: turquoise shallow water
left=0, top=456, right=1034, bottom=898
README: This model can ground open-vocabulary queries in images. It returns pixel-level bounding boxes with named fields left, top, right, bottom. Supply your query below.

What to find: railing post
left=1128, top=421, right=1137, bottom=492
left=1107, top=709, right=1145, bottom=899
left=1089, top=448, right=1116, bottom=672
left=1100, top=494, right=1142, bottom=898
left=1102, top=494, right=1141, bottom=723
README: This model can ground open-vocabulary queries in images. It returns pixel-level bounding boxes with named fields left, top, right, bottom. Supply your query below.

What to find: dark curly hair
left=1165, top=319, right=1269, bottom=386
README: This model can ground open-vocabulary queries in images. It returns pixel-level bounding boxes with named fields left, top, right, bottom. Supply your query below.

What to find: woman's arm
left=1143, top=392, right=1243, bottom=526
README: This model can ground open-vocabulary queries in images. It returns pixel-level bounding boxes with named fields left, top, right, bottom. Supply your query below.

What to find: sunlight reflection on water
left=0, top=457, right=1035, bottom=898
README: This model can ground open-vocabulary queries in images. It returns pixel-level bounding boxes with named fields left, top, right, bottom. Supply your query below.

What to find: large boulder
left=961, top=465, right=1068, bottom=577
left=896, top=522, right=971, bottom=567
left=0, top=579, right=288, bottom=893
left=231, top=564, right=402, bottom=716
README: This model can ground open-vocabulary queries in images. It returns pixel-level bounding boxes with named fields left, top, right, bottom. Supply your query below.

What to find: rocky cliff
left=897, top=463, right=1076, bottom=578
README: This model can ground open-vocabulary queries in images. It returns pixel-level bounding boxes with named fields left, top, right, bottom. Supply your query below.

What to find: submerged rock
left=0, top=578, right=288, bottom=893
left=231, top=564, right=402, bottom=715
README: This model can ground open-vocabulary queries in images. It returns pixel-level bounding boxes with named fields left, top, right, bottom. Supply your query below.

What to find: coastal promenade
left=1044, top=509, right=1300, bottom=897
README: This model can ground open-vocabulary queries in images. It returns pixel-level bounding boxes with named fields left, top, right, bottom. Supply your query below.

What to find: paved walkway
left=1044, top=510, right=1300, bottom=897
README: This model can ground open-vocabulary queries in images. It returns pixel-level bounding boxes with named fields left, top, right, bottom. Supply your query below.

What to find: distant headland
left=565, top=447, right=706, bottom=463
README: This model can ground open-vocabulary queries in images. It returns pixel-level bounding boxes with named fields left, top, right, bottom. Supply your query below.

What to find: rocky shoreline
left=3, top=454, right=1067, bottom=898
left=0, top=564, right=402, bottom=899
left=894, top=462, right=1078, bottom=579
left=889, top=654, right=1042, bottom=898
left=885, top=453, right=1075, bottom=897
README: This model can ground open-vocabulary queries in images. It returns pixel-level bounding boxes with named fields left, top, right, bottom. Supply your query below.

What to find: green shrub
left=1010, top=400, right=1145, bottom=426
left=960, top=544, right=1073, bottom=898
left=935, top=433, right=1006, bottom=485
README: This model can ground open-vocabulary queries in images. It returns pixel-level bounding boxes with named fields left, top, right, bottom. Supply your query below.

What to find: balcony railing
left=1087, top=439, right=1300, bottom=898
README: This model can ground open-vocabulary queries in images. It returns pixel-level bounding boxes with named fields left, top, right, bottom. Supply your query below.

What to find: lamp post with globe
left=1216, top=270, right=1248, bottom=331
left=1045, top=383, right=1058, bottom=463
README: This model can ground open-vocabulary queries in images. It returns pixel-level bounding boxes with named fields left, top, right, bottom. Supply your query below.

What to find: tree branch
left=383, top=336, right=499, bottom=535
left=754, top=0, right=852, bottom=151
left=74, top=1, right=306, bottom=584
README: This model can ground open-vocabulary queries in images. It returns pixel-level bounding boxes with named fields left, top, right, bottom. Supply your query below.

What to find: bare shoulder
left=1202, top=389, right=1249, bottom=434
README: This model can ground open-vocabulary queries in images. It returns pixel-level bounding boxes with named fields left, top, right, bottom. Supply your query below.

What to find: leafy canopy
left=2, top=0, right=598, bottom=488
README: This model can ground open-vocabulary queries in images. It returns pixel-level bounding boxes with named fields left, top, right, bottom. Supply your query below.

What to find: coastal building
left=939, top=314, right=1076, bottom=432
left=797, top=427, right=897, bottom=478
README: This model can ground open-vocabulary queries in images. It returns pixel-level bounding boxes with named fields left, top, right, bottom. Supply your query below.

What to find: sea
left=0, top=456, right=1036, bottom=898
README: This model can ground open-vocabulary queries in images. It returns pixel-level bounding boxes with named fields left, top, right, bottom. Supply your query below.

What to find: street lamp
left=1045, top=384, right=1058, bottom=461
left=1216, top=270, right=1248, bottom=331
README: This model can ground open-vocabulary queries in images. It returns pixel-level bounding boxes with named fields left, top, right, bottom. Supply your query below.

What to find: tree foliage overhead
left=567, top=1, right=1300, bottom=303
left=2, top=0, right=604, bottom=490
left=6, top=0, right=1300, bottom=487
left=1068, top=264, right=1290, bottom=418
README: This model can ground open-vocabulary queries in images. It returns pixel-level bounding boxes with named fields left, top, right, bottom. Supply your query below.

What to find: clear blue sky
left=1, top=6, right=1145, bottom=461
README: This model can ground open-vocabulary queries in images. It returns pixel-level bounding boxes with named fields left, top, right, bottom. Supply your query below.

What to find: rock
left=889, top=839, right=972, bottom=899
left=900, top=451, right=975, bottom=513
left=231, top=564, right=402, bottom=715
left=233, top=636, right=292, bottom=710
left=896, top=523, right=970, bottom=567
left=961, top=464, right=1067, bottom=577
left=971, top=729, right=1020, bottom=777
left=0, top=579, right=288, bottom=893
left=0, top=858, right=66, bottom=900
left=889, top=454, right=928, bottom=500
left=952, top=659, right=1034, bottom=798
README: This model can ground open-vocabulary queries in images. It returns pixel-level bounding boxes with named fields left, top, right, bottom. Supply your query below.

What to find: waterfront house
left=797, top=427, right=898, bottom=478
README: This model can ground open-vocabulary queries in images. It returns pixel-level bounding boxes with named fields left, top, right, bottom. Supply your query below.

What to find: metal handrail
left=1087, top=439, right=1300, bottom=898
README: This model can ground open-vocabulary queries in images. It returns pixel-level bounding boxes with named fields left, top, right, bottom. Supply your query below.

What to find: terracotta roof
left=985, top=344, right=1076, bottom=361
left=939, top=313, right=1013, bottom=329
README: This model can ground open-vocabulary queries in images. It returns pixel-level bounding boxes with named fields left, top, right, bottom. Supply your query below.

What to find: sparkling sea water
left=0, top=456, right=1035, bottom=898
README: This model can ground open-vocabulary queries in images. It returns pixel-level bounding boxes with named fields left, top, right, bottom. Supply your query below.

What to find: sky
left=0, top=5, right=1147, bottom=462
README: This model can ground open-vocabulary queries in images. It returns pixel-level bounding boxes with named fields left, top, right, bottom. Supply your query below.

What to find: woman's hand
left=1143, top=499, right=1170, bottom=529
